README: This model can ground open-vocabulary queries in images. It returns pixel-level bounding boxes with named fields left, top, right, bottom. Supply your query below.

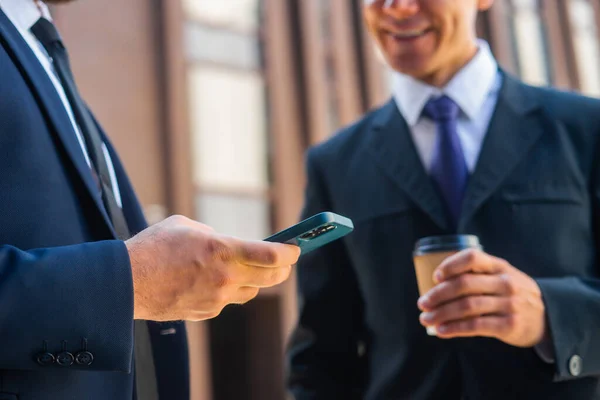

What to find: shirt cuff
left=534, top=329, right=555, bottom=363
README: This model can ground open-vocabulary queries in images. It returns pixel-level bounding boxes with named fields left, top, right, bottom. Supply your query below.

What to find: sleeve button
left=75, top=351, right=94, bottom=366
left=569, top=355, right=583, bottom=376
left=56, top=351, right=74, bottom=367
left=36, top=352, right=55, bottom=366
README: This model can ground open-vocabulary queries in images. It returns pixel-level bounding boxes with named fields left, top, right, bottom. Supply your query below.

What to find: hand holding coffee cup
left=414, top=236, right=548, bottom=348
left=413, top=235, right=481, bottom=335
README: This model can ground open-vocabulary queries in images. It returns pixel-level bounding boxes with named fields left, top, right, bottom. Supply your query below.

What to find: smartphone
left=264, top=212, right=354, bottom=255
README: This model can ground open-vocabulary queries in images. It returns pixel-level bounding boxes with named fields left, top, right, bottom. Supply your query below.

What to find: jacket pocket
left=501, top=186, right=583, bottom=206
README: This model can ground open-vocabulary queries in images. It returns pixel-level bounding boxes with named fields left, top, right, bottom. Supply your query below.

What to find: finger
left=435, top=315, right=511, bottom=340
left=419, top=295, right=510, bottom=327
left=418, top=273, right=511, bottom=310
left=233, top=264, right=293, bottom=288
left=434, top=249, right=505, bottom=283
left=236, top=239, right=301, bottom=268
left=231, top=287, right=261, bottom=305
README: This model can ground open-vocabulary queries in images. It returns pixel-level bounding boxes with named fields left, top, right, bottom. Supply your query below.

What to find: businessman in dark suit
left=287, top=0, right=600, bottom=399
left=0, top=0, right=299, bottom=399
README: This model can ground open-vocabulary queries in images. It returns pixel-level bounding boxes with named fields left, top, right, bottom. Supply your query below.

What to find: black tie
left=31, top=18, right=159, bottom=400
left=31, top=17, right=130, bottom=241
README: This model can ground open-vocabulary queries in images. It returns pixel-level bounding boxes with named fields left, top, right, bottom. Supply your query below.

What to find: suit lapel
left=458, top=74, right=543, bottom=230
left=366, top=100, right=450, bottom=230
left=0, top=10, right=117, bottom=238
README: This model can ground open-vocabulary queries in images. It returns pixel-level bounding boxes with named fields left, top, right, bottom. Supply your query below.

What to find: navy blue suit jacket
left=287, top=73, right=600, bottom=399
left=0, top=9, right=189, bottom=400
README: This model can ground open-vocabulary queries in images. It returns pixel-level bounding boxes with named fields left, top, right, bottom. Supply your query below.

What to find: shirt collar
left=0, top=0, right=52, bottom=33
left=391, top=39, right=499, bottom=126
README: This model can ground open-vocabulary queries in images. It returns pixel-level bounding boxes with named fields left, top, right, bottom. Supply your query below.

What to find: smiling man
left=286, top=0, right=600, bottom=399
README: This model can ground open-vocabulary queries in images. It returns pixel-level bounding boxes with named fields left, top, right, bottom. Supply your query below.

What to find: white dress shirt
left=0, top=0, right=122, bottom=207
left=391, top=40, right=502, bottom=173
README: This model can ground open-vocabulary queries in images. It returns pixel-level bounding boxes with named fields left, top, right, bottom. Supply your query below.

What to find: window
left=182, top=0, right=260, bottom=32
left=196, top=194, right=269, bottom=239
left=183, top=0, right=271, bottom=240
left=568, top=0, right=600, bottom=97
left=184, top=23, right=261, bottom=70
left=509, top=0, right=552, bottom=86
left=188, top=66, right=268, bottom=192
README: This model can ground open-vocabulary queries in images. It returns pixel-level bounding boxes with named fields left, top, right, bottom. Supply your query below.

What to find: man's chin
left=390, top=62, right=433, bottom=80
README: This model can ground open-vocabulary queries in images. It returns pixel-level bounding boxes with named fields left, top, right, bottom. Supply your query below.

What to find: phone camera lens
left=300, top=230, right=316, bottom=240
left=300, top=224, right=336, bottom=240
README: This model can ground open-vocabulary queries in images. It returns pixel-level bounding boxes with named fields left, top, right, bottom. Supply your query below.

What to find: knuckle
left=505, top=314, right=518, bottom=330
left=506, top=297, right=520, bottom=313
left=212, top=291, right=230, bottom=309
left=500, top=274, right=516, bottom=294
left=169, top=214, right=188, bottom=224
left=207, top=308, right=223, bottom=319
left=206, top=237, right=235, bottom=263
left=243, top=288, right=260, bottom=303
left=259, top=248, right=278, bottom=266
left=202, top=298, right=221, bottom=314
left=213, top=270, right=232, bottom=289
left=244, top=245, right=278, bottom=266
left=476, top=318, right=488, bottom=331
left=455, top=275, right=471, bottom=293
left=468, top=318, right=483, bottom=332
left=460, top=297, right=477, bottom=313
left=463, top=249, right=479, bottom=264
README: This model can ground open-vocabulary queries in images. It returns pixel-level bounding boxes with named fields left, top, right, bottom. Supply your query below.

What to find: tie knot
left=423, top=95, right=460, bottom=122
left=31, top=17, right=64, bottom=51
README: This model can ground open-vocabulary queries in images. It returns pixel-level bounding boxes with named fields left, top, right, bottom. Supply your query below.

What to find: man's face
left=363, top=0, right=494, bottom=84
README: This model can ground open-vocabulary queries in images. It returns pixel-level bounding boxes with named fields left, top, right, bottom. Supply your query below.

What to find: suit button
left=569, top=355, right=583, bottom=376
left=75, top=351, right=94, bottom=366
left=36, top=352, right=55, bottom=366
left=56, top=351, right=74, bottom=367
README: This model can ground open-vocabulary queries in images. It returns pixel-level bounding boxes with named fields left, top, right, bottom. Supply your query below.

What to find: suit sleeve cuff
left=0, top=241, right=134, bottom=372
left=536, top=277, right=600, bottom=381
left=534, top=331, right=555, bottom=363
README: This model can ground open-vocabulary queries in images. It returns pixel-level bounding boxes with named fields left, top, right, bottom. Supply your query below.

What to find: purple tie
left=424, top=95, right=468, bottom=229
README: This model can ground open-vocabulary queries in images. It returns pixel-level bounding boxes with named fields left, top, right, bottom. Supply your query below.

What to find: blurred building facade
left=49, top=0, right=600, bottom=399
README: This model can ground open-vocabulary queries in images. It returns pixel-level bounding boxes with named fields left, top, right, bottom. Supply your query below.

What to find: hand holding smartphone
left=264, top=212, right=354, bottom=255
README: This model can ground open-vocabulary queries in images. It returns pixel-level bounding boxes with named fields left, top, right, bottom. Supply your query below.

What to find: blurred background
left=48, top=0, right=600, bottom=399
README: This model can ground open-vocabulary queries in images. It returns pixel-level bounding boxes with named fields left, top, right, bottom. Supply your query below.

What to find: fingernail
left=417, top=295, right=429, bottom=309
left=434, top=271, right=443, bottom=282
left=437, top=325, right=448, bottom=334
left=420, top=312, right=433, bottom=323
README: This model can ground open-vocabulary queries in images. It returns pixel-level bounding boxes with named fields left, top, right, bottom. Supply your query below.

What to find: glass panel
left=568, top=0, right=600, bottom=97
left=188, top=66, right=269, bottom=191
left=510, top=0, right=551, bottom=86
left=182, top=0, right=259, bottom=31
left=185, top=23, right=261, bottom=69
left=196, top=193, right=270, bottom=240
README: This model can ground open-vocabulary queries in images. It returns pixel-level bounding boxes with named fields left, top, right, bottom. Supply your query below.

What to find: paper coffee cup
left=413, top=235, right=482, bottom=336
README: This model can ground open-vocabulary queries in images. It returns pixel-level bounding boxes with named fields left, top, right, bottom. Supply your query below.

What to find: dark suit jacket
left=287, top=72, right=600, bottom=399
left=0, top=9, right=189, bottom=400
